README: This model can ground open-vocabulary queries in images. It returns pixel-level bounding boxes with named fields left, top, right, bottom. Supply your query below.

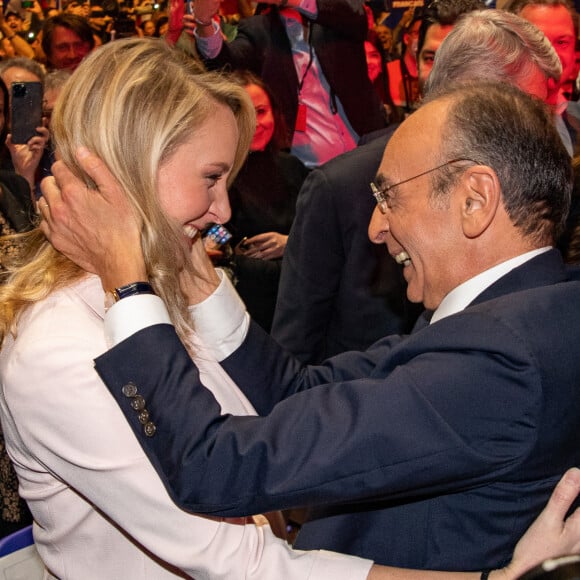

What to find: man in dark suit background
left=189, top=0, right=387, bottom=167
left=41, top=78, right=580, bottom=573
left=271, top=130, right=421, bottom=363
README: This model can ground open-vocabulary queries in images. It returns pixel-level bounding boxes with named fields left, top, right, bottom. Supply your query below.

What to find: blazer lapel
left=470, top=249, right=571, bottom=308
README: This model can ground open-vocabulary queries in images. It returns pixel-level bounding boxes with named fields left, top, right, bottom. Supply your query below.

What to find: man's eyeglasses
left=370, top=158, right=478, bottom=214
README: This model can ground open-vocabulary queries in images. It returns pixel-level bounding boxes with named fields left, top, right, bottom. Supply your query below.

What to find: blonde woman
left=0, top=37, right=373, bottom=580
left=1, top=37, right=580, bottom=580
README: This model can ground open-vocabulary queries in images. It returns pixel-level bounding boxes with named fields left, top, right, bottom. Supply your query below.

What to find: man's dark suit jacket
left=95, top=250, right=580, bottom=570
left=201, top=0, right=387, bottom=141
left=271, top=132, right=420, bottom=363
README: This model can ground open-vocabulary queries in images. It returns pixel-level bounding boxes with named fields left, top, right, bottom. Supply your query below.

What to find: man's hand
left=39, top=148, right=147, bottom=290
left=192, top=0, right=220, bottom=21
left=502, top=468, right=580, bottom=579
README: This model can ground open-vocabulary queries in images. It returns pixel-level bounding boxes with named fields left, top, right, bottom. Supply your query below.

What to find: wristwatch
left=104, top=281, right=155, bottom=311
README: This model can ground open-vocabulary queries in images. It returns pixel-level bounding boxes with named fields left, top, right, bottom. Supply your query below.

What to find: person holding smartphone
left=0, top=59, right=49, bottom=199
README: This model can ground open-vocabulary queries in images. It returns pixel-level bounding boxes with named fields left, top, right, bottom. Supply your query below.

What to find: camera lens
left=12, top=84, right=26, bottom=98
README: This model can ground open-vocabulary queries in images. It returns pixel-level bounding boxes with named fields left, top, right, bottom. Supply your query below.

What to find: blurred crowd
left=1, top=1, right=580, bottom=578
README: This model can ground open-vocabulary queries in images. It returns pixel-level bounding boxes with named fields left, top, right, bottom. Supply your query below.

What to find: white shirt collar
left=430, top=247, right=551, bottom=324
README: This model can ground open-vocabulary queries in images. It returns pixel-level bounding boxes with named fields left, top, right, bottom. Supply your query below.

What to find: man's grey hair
left=44, top=69, right=72, bottom=94
left=424, top=9, right=561, bottom=96
left=0, top=57, right=46, bottom=84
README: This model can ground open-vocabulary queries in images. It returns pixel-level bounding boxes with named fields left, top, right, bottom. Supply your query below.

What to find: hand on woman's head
left=39, top=148, right=147, bottom=288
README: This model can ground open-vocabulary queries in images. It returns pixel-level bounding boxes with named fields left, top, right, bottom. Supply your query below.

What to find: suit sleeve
left=202, top=18, right=265, bottom=73
left=272, top=167, right=343, bottom=363
left=314, top=0, right=368, bottom=39
left=94, top=311, right=540, bottom=518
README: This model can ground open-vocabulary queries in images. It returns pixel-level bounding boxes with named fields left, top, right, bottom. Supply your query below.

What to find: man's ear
left=460, top=166, right=501, bottom=239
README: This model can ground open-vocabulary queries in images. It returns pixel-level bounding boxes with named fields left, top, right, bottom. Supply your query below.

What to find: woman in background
left=227, top=69, right=309, bottom=331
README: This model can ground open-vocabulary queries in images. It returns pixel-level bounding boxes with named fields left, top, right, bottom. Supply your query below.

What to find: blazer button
left=138, top=410, right=150, bottom=425
left=144, top=422, right=156, bottom=437
left=130, top=395, right=146, bottom=411
left=122, top=382, right=138, bottom=397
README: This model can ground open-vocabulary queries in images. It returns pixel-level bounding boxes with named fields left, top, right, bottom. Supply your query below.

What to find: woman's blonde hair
left=0, top=37, right=255, bottom=346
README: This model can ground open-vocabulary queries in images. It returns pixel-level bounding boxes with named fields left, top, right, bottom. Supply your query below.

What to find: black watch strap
left=112, top=281, right=155, bottom=301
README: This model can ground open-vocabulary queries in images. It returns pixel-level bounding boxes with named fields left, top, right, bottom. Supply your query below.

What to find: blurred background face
left=5, top=14, right=23, bottom=32
left=365, top=40, right=383, bottom=82
left=519, top=4, right=576, bottom=88
left=49, top=26, right=92, bottom=71
left=375, top=25, right=393, bottom=52
left=1, top=66, right=41, bottom=88
left=142, top=20, right=155, bottom=36
left=245, top=83, right=275, bottom=152
left=418, top=23, right=455, bottom=90
left=43, top=87, right=59, bottom=130
left=404, top=19, right=422, bottom=60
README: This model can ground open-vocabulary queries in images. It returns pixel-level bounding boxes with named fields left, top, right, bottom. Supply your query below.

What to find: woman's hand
left=235, top=232, right=287, bottom=260
left=367, top=468, right=580, bottom=580
left=179, top=234, right=221, bottom=305
left=500, top=467, right=580, bottom=580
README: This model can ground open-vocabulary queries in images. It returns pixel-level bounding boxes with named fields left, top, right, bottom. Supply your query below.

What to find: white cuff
left=104, top=294, right=171, bottom=348
left=188, top=269, right=250, bottom=362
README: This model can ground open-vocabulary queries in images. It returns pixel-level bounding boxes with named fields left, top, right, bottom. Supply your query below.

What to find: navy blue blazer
left=95, top=249, right=580, bottom=570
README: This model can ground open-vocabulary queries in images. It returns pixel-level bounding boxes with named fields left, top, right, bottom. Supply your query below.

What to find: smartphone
left=21, top=0, right=34, bottom=7
left=11, top=81, right=43, bottom=144
left=185, top=0, right=193, bottom=15
left=203, top=224, right=232, bottom=251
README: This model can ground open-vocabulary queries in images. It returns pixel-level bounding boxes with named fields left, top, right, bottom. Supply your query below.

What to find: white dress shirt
left=431, top=248, right=551, bottom=324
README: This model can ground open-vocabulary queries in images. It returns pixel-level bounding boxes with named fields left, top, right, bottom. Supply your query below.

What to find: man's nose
left=368, top=204, right=389, bottom=244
